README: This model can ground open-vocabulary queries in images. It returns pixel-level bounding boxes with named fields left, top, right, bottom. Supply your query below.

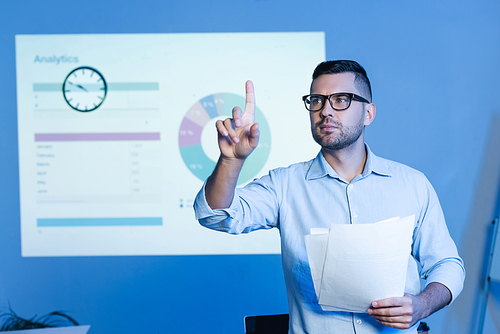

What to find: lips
left=318, top=121, right=341, bottom=132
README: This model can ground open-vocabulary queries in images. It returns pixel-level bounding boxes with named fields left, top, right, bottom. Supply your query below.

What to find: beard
left=311, top=114, right=364, bottom=151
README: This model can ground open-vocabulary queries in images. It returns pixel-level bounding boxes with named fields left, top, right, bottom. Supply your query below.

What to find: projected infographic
left=179, top=93, right=271, bottom=185
left=15, top=32, right=325, bottom=257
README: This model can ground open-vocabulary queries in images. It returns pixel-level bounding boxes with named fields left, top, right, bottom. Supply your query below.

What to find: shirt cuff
left=424, top=259, right=466, bottom=304
left=193, top=182, right=238, bottom=220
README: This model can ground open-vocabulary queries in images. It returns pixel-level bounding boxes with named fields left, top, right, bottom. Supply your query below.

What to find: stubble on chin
left=311, top=118, right=363, bottom=151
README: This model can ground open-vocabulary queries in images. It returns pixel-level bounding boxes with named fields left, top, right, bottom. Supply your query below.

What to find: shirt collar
left=305, top=144, right=392, bottom=181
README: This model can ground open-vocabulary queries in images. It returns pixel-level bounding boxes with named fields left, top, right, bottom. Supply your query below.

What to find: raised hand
left=205, top=80, right=261, bottom=209
left=215, top=80, right=260, bottom=161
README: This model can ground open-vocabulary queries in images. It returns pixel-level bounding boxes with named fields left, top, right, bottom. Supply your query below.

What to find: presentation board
left=16, top=32, right=325, bottom=256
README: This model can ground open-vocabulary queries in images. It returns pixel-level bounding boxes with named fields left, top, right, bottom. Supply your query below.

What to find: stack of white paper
left=305, top=215, right=415, bottom=312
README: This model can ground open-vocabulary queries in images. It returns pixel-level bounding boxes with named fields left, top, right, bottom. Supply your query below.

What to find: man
left=194, top=60, right=465, bottom=333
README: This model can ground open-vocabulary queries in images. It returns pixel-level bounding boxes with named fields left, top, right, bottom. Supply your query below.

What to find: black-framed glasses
left=302, top=93, right=370, bottom=112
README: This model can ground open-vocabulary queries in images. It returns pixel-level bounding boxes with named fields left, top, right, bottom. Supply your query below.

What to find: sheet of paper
left=304, top=231, right=329, bottom=300
left=305, top=215, right=415, bottom=313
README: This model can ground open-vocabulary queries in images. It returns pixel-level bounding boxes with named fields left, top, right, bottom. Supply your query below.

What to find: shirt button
left=356, top=319, right=362, bottom=324
left=352, top=213, right=357, bottom=218
left=348, top=184, right=354, bottom=189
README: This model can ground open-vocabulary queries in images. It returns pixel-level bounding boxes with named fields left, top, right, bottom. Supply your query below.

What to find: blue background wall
left=1, top=1, right=500, bottom=333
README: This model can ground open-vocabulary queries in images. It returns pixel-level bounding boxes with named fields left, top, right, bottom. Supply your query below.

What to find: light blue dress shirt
left=194, top=145, right=465, bottom=334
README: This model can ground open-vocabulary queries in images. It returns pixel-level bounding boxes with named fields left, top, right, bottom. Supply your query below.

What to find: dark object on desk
left=245, top=314, right=289, bottom=334
left=244, top=314, right=430, bottom=333
left=417, top=321, right=430, bottom=333
left=0, top=308, right=79, bottom=331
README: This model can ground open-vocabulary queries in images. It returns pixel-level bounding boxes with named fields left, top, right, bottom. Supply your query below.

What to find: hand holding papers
left=305, top=215, right=415, bottom=313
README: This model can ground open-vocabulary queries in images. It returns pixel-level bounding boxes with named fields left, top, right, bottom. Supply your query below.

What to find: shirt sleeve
left=412, top=176, right=466, bottom=303
left=193, top=173, right=281, bottom=235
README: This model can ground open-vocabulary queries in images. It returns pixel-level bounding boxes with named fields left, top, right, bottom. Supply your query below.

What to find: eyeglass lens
left=305, top=94, right=352, bottom=111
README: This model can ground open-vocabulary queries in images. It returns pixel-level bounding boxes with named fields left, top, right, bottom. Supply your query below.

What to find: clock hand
left=76, top=84, right=88, bottom=92
left=67, top=81, right=88, bottom=92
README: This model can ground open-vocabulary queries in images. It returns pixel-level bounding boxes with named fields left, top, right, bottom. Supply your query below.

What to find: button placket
left=346, top=183, right=357, bottom=223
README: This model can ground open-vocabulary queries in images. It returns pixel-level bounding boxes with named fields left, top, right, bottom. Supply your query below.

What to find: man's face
left=309, top=73, right=369, bottom=151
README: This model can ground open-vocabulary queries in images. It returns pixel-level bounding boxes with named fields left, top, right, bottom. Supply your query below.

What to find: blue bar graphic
left=33, top=82, right=159, bottom=92
left=37, top=217, right=163, bottom=227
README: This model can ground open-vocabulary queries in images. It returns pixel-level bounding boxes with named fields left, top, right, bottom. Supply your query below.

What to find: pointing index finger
left=244, top=80, right=255, bottom=122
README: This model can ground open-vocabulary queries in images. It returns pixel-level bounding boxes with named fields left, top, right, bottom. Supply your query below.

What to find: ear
left=363, top=103, right=376, bottom=126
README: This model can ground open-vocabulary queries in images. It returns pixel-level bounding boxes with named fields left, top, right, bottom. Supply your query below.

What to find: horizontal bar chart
left=35, top=132, right=161, bottom=141
left=38, top=217, right=163, bottom=227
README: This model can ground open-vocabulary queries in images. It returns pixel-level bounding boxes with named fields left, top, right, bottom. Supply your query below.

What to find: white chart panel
left=16, top=32, right=325, bottom=256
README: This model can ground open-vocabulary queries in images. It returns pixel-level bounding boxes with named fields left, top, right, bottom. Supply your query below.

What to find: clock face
left=62, top=66, right=107, bottom=112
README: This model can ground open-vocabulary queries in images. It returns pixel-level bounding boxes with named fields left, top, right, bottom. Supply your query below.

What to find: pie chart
left=178, top=93, right=271, bottom=185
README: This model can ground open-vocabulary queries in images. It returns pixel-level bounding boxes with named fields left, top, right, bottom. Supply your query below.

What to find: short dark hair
left=312, top=60, right=372, bottom=102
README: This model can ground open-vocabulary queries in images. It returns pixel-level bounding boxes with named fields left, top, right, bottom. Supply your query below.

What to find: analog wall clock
left=62, top=66, right=107, bottom=112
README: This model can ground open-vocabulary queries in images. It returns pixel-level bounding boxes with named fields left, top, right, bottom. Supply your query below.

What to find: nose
left=319, top=100, right=335, bottom=118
